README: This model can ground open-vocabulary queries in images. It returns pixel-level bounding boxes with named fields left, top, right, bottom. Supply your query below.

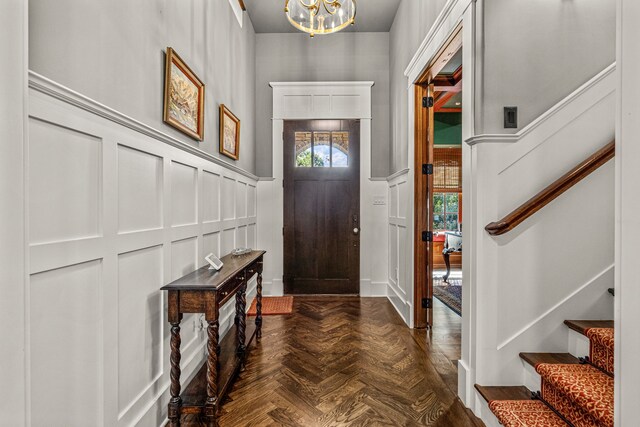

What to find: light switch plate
left=373, top=196, right=386, bottom=206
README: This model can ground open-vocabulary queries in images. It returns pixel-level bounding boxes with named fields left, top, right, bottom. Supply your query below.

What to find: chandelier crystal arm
left=285, top=0, right=356, bottom=36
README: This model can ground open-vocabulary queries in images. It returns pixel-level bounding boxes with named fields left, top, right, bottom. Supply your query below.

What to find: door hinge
left=422, top=164, right=433, bottom=175
left=422, top=231, right=432, bottom=242
left=282, top=226, right=285, bottom=235
left=422, top=298, right=432, bottom=309
left=422, top=96, right=434, bottom=108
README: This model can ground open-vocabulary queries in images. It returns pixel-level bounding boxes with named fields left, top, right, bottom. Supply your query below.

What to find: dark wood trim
left=485, top=141, right=615, bottom=236
left=413, top=84, right=433, bottom=329
left=238, top=0, right=246, bottom=11
left=413, top=26, right=462, bottom=329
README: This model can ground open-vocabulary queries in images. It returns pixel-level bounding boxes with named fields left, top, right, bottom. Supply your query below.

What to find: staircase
left=476, top=320, right=614, bottom=427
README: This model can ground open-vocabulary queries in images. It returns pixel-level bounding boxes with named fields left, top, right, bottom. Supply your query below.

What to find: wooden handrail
left=485, top=140, right=615, bottom=236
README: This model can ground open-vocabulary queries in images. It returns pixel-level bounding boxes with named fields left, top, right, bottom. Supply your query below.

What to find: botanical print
left=223, top=114, right=237, bottom=155
left=168, top=62, right=199, bottom=134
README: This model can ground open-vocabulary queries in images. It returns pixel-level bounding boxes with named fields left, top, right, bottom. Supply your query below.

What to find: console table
left=161, top=250, right=265, bottom=426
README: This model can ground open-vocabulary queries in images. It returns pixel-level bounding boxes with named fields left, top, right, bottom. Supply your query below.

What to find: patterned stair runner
left=535, top=363, right=613, bottom=427
left=488, top=400, right=568, bottom=427
left=585, top=328, right=614, bottom=375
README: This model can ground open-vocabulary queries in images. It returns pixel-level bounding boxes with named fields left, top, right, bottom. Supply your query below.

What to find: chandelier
left=285, top=0, right=357, bottom=37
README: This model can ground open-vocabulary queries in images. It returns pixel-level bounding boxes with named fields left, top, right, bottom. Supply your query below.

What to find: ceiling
left=244, top=0, right=402, bottom=34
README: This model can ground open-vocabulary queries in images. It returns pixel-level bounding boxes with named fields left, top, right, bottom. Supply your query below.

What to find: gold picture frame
left=219, top=104, right=240, bottom=160
left=163, top=47, right=205, bottom=141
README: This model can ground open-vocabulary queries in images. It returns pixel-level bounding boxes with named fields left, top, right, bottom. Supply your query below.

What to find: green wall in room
left=434, top=113, right=462, bottom=145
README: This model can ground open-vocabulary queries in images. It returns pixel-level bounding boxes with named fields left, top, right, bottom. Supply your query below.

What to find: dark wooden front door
left=284, top=120, right=360, bottom=294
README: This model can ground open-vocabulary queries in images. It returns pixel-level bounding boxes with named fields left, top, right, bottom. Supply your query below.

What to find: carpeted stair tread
left=564, top=320, right=614, bottom=336
left=536, top=363, right=613, bottom=427
left=585, top=328, right=614, bottom=375
left=475, top=385, right=533, bottom=402
left=519, top=352, right=580, bottom=368
left=488, top=400, right=569, bottom=427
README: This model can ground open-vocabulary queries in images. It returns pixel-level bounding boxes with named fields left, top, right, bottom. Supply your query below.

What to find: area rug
left=247, top=296, right=293, bottom=316
left=433, top=277, right=462, bottom=316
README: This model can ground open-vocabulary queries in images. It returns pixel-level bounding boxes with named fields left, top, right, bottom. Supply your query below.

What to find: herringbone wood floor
left=184, top=297, right=483, bottom=426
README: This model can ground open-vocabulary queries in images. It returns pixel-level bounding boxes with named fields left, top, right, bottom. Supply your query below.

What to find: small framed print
left=219, top=104, right=240, bottom=160
left=163, top=47, right=205, bottom=141
left=205, top=253, right=224, bottom=271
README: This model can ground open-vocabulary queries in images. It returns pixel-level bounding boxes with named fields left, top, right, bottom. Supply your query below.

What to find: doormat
left=247, top=296, right=294, bottom=316
left=433, top=277, right=462, bottom=316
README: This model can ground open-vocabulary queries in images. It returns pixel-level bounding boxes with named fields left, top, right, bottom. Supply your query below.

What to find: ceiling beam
left=238, top=0, right=246, bottom=11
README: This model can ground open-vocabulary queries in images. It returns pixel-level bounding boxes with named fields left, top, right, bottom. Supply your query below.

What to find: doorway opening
left=414, top=27, right=463, bottom=329
left=283, top=119, right=361, bottom=295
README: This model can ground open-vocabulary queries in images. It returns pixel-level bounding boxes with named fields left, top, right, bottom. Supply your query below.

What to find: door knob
left=353, top=227, right=359, bottom=235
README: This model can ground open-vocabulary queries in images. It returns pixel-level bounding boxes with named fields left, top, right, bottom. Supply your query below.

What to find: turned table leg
left=168, top=320, right=182, bottom=426
left=205, top=320, right=219, bottom=427
left=256, top=262, right=263, bottom=339
left=236, top=279, right=247, bottom=370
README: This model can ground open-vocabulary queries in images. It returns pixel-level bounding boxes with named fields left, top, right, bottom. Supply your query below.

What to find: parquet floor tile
left=183, top=297, right=483, bottom=426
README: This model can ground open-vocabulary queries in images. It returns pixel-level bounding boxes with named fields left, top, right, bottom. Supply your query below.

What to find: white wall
left=616, top=1, right=640, bottom=425
left=255, top=32, right=390, bottom=178
left=389, top=0, right=450, bottom=174
left=389, top=0, right=616, bottom=174
left=479, top=0, right=616, bottom=134
left=29, top=0, right=257, bottom=174
left=25, top=74, right=259, bottom=426
left=465, top=65, right=616, bottom=413
left=0, top=0, right=27, bottom=425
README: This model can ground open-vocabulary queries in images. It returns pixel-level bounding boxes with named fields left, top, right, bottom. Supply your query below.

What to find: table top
left=161, top=250, right=265, bottom=291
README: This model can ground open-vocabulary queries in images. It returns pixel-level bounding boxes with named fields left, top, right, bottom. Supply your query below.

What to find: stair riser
left=522, top=361, right=541, bottom=393
left=474, top=391, right=504, bottom=427
left=568, top=329, right=591, bottom=359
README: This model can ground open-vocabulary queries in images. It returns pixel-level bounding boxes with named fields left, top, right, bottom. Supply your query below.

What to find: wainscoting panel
left=387, top=170, right=411, bottom=324
left=27, top=74, right=259, bottom=427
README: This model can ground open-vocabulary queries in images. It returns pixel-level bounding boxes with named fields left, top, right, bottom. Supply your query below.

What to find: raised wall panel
left=117, top=245, right=163, bottom=416
left=171, top=237, right=198, bottom=347
left=332, top=95, right=361, bottom=117
left=397, top=182, right=408, bottom=219
left=284, top=95, right=312, bottom=116
left=236, top=226, right=247, bottom=249
left=397, top=226, right=407, bottom=294
left=118, top=145, right=163, bottom=233
left=203, top=232, right=221, bottom=257
left=236, top=181, right=247, bottom=218
left=389, top=224, right=398, bottom=284
left=29, top=119, right=101, bottom=244
left=202, top=171, right=220, bottom=223
left=222, top=177, right=236, bottom=220
left=247, top=224, right=256, bottom=248
left=389, top=185, right=398, bottom=219
left=171, top=161, right=197, bottom=226
left=30, top=260, right=102, bottom=426
left=313, top=95, right=331, bottom=115
left=221, top=228, right=235, bottom=256
left=247, top=185, right=257, bottom=217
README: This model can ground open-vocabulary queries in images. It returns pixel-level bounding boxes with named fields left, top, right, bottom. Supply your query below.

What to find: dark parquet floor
left=183, top=297, right=484, bottom=427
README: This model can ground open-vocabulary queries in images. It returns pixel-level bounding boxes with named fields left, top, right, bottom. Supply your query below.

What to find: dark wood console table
left=161, top=250, right=265, bottom=426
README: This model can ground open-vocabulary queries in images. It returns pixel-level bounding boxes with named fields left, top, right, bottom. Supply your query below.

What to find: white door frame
left=256, top=81, right=389, bottom=298
left=403, top=0, right=478, bottom=410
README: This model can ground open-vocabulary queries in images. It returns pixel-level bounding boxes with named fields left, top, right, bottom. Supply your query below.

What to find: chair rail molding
left=258, top=81, right=388, bottom=300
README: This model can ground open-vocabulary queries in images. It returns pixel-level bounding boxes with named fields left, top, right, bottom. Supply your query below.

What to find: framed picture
left=163, top=47, right=205, bottom=141
left=219, top=104, right=240, bottom=160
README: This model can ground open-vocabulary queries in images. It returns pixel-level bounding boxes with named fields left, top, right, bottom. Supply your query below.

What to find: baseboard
left=386, top=282, right=410, bottom=325
left=360, top=280, right=388, bottom=297
left=458, top=359, right=473, bottom=409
